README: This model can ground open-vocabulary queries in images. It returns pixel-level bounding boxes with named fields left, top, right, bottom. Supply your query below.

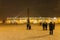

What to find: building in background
left=2, top=17, right=60, bottom=24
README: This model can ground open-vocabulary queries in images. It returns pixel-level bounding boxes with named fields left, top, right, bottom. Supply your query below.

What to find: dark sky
left=0, top=0, right=59, bottom=19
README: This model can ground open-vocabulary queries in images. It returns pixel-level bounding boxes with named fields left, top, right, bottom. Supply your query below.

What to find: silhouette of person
left=29, top=24, right=31, bottom=30
left=49, top=22, right=55, bottom=35
left=45, top=22, right=48, bottom=30
left=42, top=22, right=48, bottom=30
left=27, top=19, right=31, bottom=30
left=42, top=22, right=45, bottom=30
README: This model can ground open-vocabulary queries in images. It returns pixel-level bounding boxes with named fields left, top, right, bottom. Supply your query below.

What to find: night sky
left=0, top=0, right=59, bottom=19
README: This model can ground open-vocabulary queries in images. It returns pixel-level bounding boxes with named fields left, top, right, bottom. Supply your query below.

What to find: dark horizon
left=0, top=0, right=60, bottom=19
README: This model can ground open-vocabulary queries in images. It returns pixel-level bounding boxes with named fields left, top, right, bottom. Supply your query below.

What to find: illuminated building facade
left=3, top=17, right=60, bottom=24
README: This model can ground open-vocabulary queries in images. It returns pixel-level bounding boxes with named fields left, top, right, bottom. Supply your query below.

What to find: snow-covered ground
left=0, top=24, right=60, bottom=40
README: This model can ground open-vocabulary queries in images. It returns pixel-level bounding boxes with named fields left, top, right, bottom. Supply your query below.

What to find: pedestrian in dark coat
left=49, top=22, right=54, bottom=35
left=27, top=19, right=31, bottom=30
left=42, top=22, right=45, bottom=30
left=45, top=22, right=48, bottom=30
left=42, top=22, right=48, bottom=30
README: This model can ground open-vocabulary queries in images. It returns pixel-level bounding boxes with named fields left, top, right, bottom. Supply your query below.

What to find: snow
left=0, top=24, right=60, bottom=40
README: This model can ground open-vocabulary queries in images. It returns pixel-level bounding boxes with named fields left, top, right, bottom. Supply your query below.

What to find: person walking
left=42, top=22, right=45, bottom=30
left=49, top=22, right=55, bottom=35
left=42, top=22, right=48, bottom=30
left=27, top=19, right=31, bottom=30
left=45, top=22, right=48, bottom=30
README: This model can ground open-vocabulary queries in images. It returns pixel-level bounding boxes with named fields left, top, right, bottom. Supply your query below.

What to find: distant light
left=33, top=20, right=37, bottom=24
left=39, top=17, right=41, bottom=18
left=15, top=17, right=17, bottom=18
left=53, top=17, right=57, bottom=20
left=11, top=20, right=16, bottom=24
left=40, top=20, right=42, bottom=22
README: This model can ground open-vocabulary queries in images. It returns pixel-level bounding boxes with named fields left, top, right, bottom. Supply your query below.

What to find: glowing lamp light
left=53, top=17, right=57, bottom=20
left=33, top=20, right=37, bottom=24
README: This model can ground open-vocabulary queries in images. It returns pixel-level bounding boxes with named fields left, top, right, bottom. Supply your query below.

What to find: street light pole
left=27, top=8, right=29, bottom=20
